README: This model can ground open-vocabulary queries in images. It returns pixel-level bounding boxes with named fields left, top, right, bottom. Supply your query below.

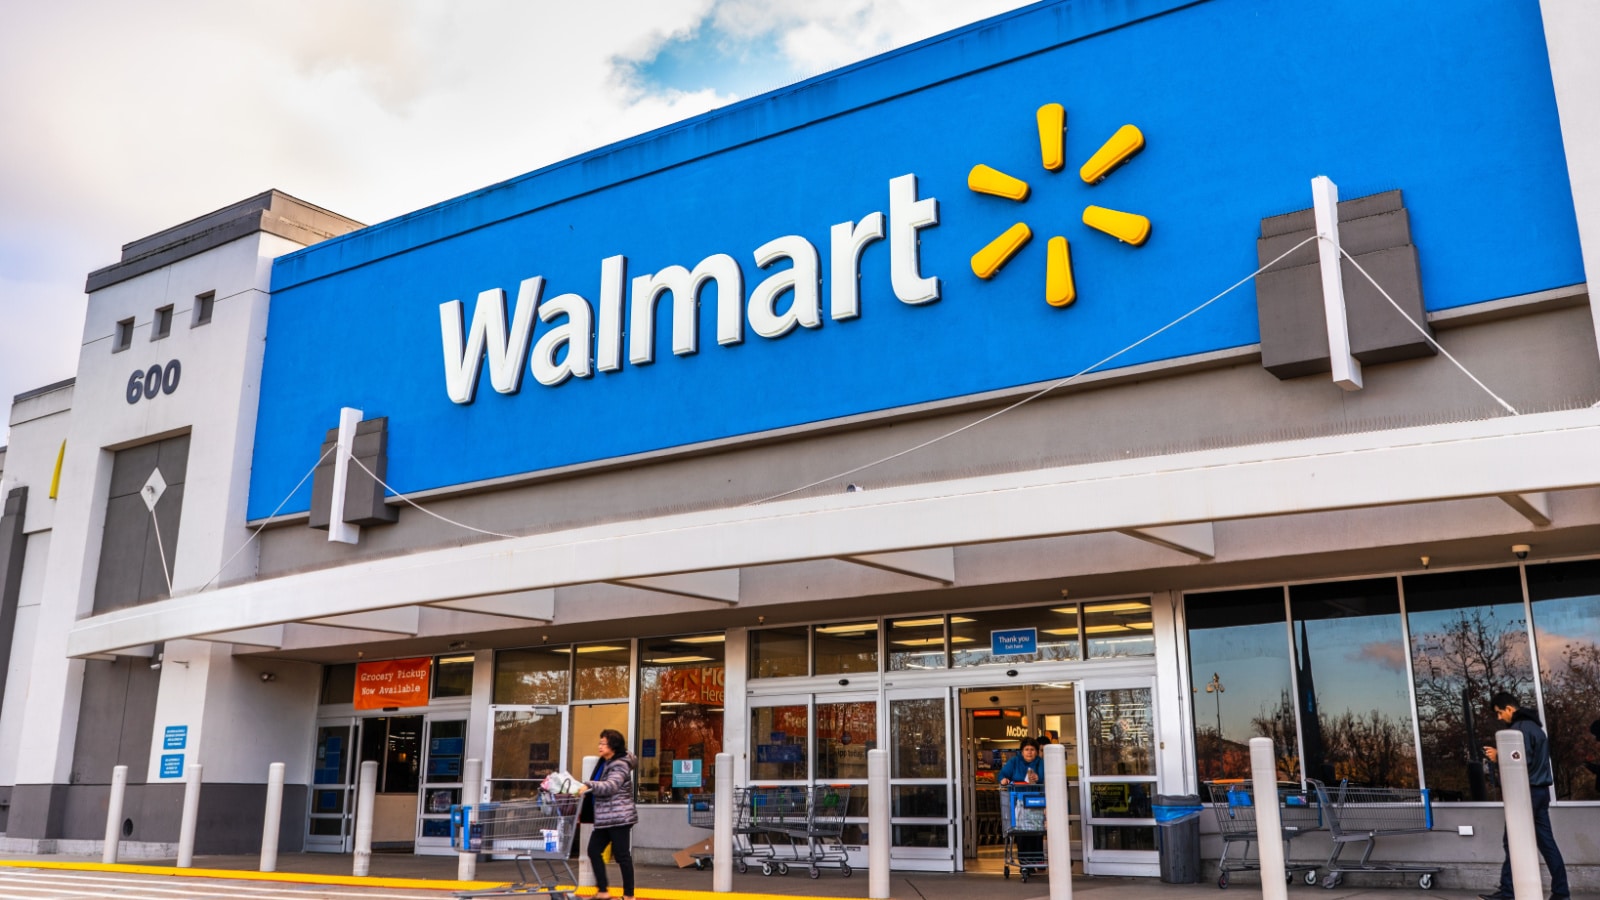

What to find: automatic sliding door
left=886, top=690, right=955, bottom=871
left=1078, top=680, right=1158, bottom=876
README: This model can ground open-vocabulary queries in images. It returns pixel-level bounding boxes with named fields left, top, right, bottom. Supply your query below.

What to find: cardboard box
left=672, top=837, right=715, bottom=868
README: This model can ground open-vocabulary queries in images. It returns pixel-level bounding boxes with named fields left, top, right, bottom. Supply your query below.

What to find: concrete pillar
left=176, top=763, right=203, bottom=868
left=1495, top=729, right=1542, bottom=900
left=458, top=758, right=483, bottom=881
left=1249, top=738, right=1286, bottom=900
left=868, top=749, right=890, bottom=899
left=713, top=752, right=733, bottom=893
left=102, top=765, right=127, bottom=864
left=260, top=762, right=285, bottom=872
left=1044, top=744, right=1072, bottom=900
left=352, top=760, right=378, bottom=876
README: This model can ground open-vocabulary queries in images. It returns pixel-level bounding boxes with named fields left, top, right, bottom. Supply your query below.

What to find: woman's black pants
left=587, top=825, right=634, bottom=897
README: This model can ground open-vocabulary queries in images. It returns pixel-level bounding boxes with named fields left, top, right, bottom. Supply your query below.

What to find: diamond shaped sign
left=141, top=468, right=167, bottom=512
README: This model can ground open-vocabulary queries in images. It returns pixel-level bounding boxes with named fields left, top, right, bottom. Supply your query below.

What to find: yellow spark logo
left=968, top=103, right=1150, bottom=307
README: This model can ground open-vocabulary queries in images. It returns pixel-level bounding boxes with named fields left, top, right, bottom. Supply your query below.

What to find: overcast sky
left=0, top=0, right=1033, bottom=444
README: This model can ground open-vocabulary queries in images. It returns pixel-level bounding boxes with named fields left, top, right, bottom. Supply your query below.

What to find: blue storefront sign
left=163, top=725, right=187, bottom=750
left=250, top=0, right=1581, bottom=519
left=992, top=628, right=1038, bottom=656
left=672, top=759, right=704, bottom=788
left=159, top=754, right=184, bottom=779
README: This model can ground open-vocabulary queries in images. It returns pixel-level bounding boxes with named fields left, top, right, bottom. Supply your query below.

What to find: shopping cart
left=1309, top=780, right=1439, bottom=890
left=450, top=792, right=582, bottom=898
left=685, top=792, right=716, bottom=870
left=772, top=785, right=853, bottom=879
left=737, top=785, right=807, bottom=876
left=1000, top=784, right=1047, bottom=882
left=1205, top=781, right=1323, bottom=889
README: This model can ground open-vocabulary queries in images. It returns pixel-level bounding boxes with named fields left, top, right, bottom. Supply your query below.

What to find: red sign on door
left=354, top=657, right=432, bottom=709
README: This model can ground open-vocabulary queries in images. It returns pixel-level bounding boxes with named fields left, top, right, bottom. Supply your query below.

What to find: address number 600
left=126, top=359, right=182, bottom=405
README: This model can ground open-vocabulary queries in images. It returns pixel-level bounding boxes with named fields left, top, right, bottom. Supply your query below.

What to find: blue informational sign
left=672, top=759, right=704, bottom=788
left=250, top=0, right=1581, bottom=518
left=992, top=627, right=1038, bottom=656
left=641, top=739, right=657, bottom=758
left=163, top=725, right=187, bottom=750
left=159, top=754, right=184, bottom=779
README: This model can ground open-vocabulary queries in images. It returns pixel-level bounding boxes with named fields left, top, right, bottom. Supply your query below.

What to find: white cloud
left=0, top=0, right=1030, bottom=443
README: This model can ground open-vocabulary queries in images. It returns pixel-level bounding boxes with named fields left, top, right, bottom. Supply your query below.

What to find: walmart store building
left=2, top=0, right=1599, bottom=885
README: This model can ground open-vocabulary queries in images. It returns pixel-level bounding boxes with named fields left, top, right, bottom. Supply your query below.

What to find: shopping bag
left=541, top=770, right=583, bottom=795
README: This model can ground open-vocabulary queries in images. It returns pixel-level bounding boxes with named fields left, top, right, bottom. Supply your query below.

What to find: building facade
left=1, top=0, right=1598, bottom=885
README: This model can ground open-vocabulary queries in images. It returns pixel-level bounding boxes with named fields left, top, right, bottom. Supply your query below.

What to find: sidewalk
left=0, top=850, right=1527, bottom=900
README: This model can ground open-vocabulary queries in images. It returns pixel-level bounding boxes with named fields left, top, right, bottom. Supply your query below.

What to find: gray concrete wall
left=6, top=782, right=305, bottom=853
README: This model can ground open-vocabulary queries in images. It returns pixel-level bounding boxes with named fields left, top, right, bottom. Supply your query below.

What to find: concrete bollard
left=578, top=755, right=599, bottom=887
left=868, top=749, right=889, bottom=899
left=260, top=762, right=284, bottom=872
left=352, top=760, right=378, bottom=876
left=103, top=765, right=128, bottom=864
left=176, top=763, right=203, bottom=868
left=713, top=752, right=734, bottom=893
left=1249, top=738, right=1287, bottom=900
left=459, top=758, right=483, bottom=881
left=1044, top=744, right=1072, bottom=900
left=1495, top=729, right=1542, bottom=900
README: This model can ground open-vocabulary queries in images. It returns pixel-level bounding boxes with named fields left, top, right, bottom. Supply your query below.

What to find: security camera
left=1512, top=544, right=1531, bottom=560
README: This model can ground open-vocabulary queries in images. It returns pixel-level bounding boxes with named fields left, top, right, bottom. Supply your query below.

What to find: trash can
left=1154, top=793, right=1203, bottom=884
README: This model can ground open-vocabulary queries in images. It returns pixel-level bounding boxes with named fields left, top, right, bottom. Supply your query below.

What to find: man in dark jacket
left=1478, top=693, right=1568, bottom=900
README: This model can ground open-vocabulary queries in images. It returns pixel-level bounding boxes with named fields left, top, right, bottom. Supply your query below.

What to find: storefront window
left=1084, top=600, right=1154, bottom=659
left=432, top=655, right=474, bottom=699
left=887, top=616, right=948, bottom=671
left=1404, top=567, right=1530, bottom=801
left=1526, top=560, right=1600, bottom=801
left=951, top=606, right=1079, bottom=667
left=573, top=643, right=630, bottom=700
left=493, top=647, right=571, bottom=704
left=750, top=627, right=808, bottom=678
left=752, top=704, right=809, bottom=780
left=321, top=663, right=356, bottom=704
left=637, top=635, right=724, bottom=804
left=1185, top=587, right=1298, bottom=782
left=1290, top=579, right=1418, bottom=788
left=814, top=622, right=878, bottom=674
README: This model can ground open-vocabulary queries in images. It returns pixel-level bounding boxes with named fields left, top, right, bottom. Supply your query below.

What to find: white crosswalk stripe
left=0, top=868, right=464, bottom=900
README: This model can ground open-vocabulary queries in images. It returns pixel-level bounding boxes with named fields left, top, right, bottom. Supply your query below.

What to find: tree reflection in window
left=1404, top=568, right=1530, bottom=802
left=1526, top=560, right=1600, bottom=801
left=1184, top=587, right=1299, bottom=782
left=1289, top=578, right=1419, bottom=788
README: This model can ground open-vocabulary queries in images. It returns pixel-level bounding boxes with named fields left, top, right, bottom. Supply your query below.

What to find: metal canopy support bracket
left=615, top=570, right=740, bottom=604
left=1312, top=175, right=1363, bottom=391
left=1120, top=523, right=1216, bottom=560
left=841, top=548, right=956, bottom=584
left=1498, top=492, right=1553, bottom=526
left=327, top=407, right=363, bottom=545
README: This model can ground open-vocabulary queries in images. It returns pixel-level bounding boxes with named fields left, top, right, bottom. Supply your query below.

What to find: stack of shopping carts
left=450, top=792, right=582, bottom=898
left=1309, top=780, right=1439, bottom=890
left=1205, top=781, right=1323, bottom=889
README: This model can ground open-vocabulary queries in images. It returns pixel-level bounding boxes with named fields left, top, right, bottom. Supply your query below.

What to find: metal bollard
left=176, top=763, right=203, bottom=868
left=578, top=755, right=599, bottom=887
left=352, top=760, right=378, bottom=876
left=260, top=762, right=284, bottom=872
left=1495, top=729, right=1542, bottom=900
left=713, top=752, right=734, bottom=893
left=1249, top=738, right=1287, bottom=900
left=1044, top=744, right=1073, bottom=900
left=868, top=749, right=889, bottom=899
left=459, top=758, right=483, bottom=881
left=103, top=765, right=128, bottom=864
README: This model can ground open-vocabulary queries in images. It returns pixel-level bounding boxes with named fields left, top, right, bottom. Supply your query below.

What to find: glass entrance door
left=1077, top=679, right=1159, bottom=876
left=307, top=719, right=359, bottom=852
left=886, top=689, right=956, bottom=871
left=484, top=705, right=567, bottom=801
left=417, top=716, right=468, bottom=854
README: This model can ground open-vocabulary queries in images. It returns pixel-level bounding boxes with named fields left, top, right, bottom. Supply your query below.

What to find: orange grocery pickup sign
left=354, top=657, right=432, bottom=709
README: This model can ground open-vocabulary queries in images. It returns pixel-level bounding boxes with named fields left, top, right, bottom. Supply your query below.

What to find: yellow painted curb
left=0, top=860, right=857, bottom=900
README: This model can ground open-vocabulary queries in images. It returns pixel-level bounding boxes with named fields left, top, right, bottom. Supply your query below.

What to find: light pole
left=1205, top=672, right=1225, bottom=736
